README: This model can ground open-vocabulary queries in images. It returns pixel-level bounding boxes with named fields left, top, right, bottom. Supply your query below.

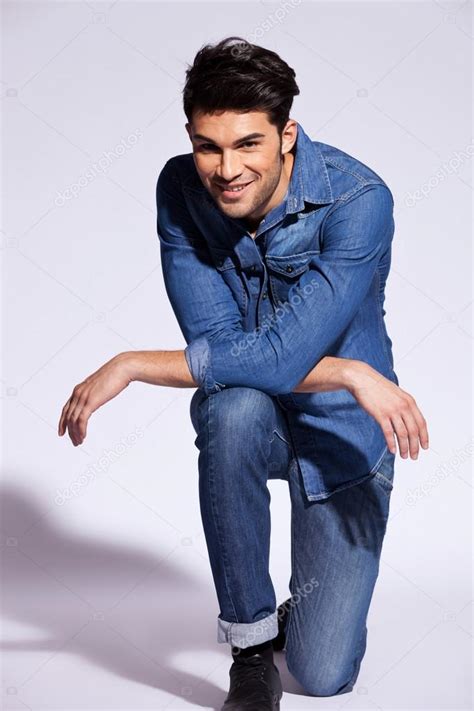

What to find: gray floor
left=1, top=464, right=471, bottom=710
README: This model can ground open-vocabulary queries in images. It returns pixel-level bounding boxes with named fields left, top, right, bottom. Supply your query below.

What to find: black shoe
left=272, top=598, right=291, bottom=652
left=221, top=643, right=283, bottom=710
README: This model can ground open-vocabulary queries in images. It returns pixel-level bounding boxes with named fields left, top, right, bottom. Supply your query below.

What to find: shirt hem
left=304, top=445, right=389, bottom=502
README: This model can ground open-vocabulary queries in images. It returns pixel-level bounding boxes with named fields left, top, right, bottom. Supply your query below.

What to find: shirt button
left=249, top=265, right=256, bottom=273
left=285, top=264, right=294, bottom=273
left=262, top=291, right=268, bottom=299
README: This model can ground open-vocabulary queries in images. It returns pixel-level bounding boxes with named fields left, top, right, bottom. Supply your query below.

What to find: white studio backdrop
left=2, top=1, right=472, bottom=710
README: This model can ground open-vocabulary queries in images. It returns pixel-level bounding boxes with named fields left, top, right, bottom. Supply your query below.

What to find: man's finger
left=76, top=409, right=90, bottom=443
left=400, top=409, right=420, bottom=459
left=58, top=396, right=73, bottom=436
left=62, top=395, right=81, bottom=445
left=411, top=404, right=429, bottom=449
left=391, top=415, right=409, bottom=458
left=69, top=401, right=85, bottom=445
left=381, top=418, right=397, bottom=454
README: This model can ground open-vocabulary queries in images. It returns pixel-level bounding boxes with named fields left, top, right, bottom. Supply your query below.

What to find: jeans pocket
left=372, top=448, right=396, bottom=494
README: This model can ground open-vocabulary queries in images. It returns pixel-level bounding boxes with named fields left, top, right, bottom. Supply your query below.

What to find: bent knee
left=197, top=386, right=276, bottom=433
left=286, top=654, right=355, bottom=697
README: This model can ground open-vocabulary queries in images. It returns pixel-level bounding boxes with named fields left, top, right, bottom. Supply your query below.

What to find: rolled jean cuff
left=217, top=610, right=278, bottom=648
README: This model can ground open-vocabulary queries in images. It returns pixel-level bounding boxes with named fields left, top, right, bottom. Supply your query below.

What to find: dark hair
left=183, top=36, right=300, bottom=135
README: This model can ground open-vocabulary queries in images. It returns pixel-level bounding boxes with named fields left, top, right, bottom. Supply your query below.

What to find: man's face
left=186, top=110, right=297, bottom=227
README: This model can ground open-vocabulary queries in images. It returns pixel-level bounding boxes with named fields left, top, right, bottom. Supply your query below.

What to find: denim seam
left=369, top=445, right=389, bottom=475
left=373, top=471, right=393, bottom=494
left=281, top=413, right=319, bottom=500
left=333, top=180, right=390, bottom=209
left=217, top=263, right=248, bottom=315
left=240, top=276, right=248, bottom=314
left=304, top=416, right=324, bottom=496
left=338, top=184, right=370, bottom=203
left=272, top=428, right=291, bottom=446
left=375, top=268, right=393, bottom=365
left=324, top=157, right=372, bottom=184
left=207, top=393, right=238, bottom=621
left=286, top=489, right=297, bottom=654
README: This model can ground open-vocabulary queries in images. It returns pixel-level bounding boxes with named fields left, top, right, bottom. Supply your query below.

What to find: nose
left=216, top=150, right=243, bottom=183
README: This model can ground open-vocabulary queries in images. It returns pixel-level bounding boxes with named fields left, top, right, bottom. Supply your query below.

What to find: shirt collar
left=185, top=121, right=334, bottom=255
left=231, top=120, right=334, bottom=236
left=285, top=121, right=334, bottom=213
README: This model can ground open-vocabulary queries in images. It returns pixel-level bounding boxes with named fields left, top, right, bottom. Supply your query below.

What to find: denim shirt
left=156, top=121, right=399, bottom=501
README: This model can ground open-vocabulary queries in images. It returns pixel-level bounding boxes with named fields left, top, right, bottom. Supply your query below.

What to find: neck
left=244, top=150, right=295, bottom=236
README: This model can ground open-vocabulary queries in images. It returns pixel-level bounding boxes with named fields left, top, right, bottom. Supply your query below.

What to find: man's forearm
left=121, top=350, right=359, bottom=394
left=60, top=348, right=429, bottom=456
left=122, top=349, right=198, bottom=388
left=291, top=356, right=360, bottom=393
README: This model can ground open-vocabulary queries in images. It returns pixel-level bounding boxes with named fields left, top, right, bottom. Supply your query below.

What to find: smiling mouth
left=216, top=180, right=254, bottom=197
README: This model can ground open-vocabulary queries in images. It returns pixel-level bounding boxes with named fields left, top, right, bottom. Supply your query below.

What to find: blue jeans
left=190, top=386, right=396, bottom=697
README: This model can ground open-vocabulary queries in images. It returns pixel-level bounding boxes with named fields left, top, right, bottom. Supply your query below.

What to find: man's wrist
left=342, top=359, right=374, bottom=395
left=113, top=349, right=198, bottom=388
left=114, top=351, right=141, bottom=382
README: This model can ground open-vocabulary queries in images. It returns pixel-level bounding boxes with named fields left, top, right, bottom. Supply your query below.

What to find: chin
left=221, top=204, right=249, bottom=218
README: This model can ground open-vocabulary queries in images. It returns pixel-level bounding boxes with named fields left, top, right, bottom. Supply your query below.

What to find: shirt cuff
left=184, top=336, right=226, bottom=396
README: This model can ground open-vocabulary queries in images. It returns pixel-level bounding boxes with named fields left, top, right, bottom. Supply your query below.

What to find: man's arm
left=57, top=161, right=429, bottom=456
left=155, top=157, right=358, bottom=394
left=158, top=158, right=397, bottom=394
left=182, top=181, right=395, bottom=396
left=58, top=347, right=428, bottom=458
left=57, top=158, right=362, bottom=446
left=121, top=349, right=355, bottom=392
left=122, top=349, right=427, bottom=460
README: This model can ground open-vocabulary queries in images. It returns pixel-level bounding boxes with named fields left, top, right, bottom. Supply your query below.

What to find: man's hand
left=346, top=362, right=429, bottom=459
left=58, top=353, right=133, bottom=446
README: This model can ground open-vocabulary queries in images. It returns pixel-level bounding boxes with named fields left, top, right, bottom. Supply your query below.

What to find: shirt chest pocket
left=264, top=250, right=319, bottom=305
left=210, top=248, right=248, bottom=317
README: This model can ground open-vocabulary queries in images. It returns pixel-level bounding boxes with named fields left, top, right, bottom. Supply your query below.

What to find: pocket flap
left=209, top=249, right=237, bottom=271
left=265, top=251, right=318, bottom=277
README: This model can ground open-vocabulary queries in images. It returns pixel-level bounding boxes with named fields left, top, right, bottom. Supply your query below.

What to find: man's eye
left=198, top=142, right=258, bottom=151
left=199, top=144, right=217, bottom=151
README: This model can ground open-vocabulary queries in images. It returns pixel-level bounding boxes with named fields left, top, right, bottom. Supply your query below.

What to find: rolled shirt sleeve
left=184, top=335, right=223, bottom=395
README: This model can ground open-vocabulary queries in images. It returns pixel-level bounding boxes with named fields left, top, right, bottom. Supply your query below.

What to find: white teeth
left=224, top=183, right=249, bottom=192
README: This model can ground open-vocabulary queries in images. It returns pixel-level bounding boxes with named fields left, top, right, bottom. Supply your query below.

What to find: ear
left=281, top=119, right=298, bottom=155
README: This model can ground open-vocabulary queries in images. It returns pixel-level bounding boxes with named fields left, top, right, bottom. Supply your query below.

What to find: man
left=58, top=37, right=429, bottom=710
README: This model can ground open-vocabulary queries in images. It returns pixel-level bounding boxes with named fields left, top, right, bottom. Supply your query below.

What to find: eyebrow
left=191, top=132, right=266, bottom=147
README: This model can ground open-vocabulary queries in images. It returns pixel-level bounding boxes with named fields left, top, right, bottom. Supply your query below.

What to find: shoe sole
left=222, top=695, right=281, bottom=710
